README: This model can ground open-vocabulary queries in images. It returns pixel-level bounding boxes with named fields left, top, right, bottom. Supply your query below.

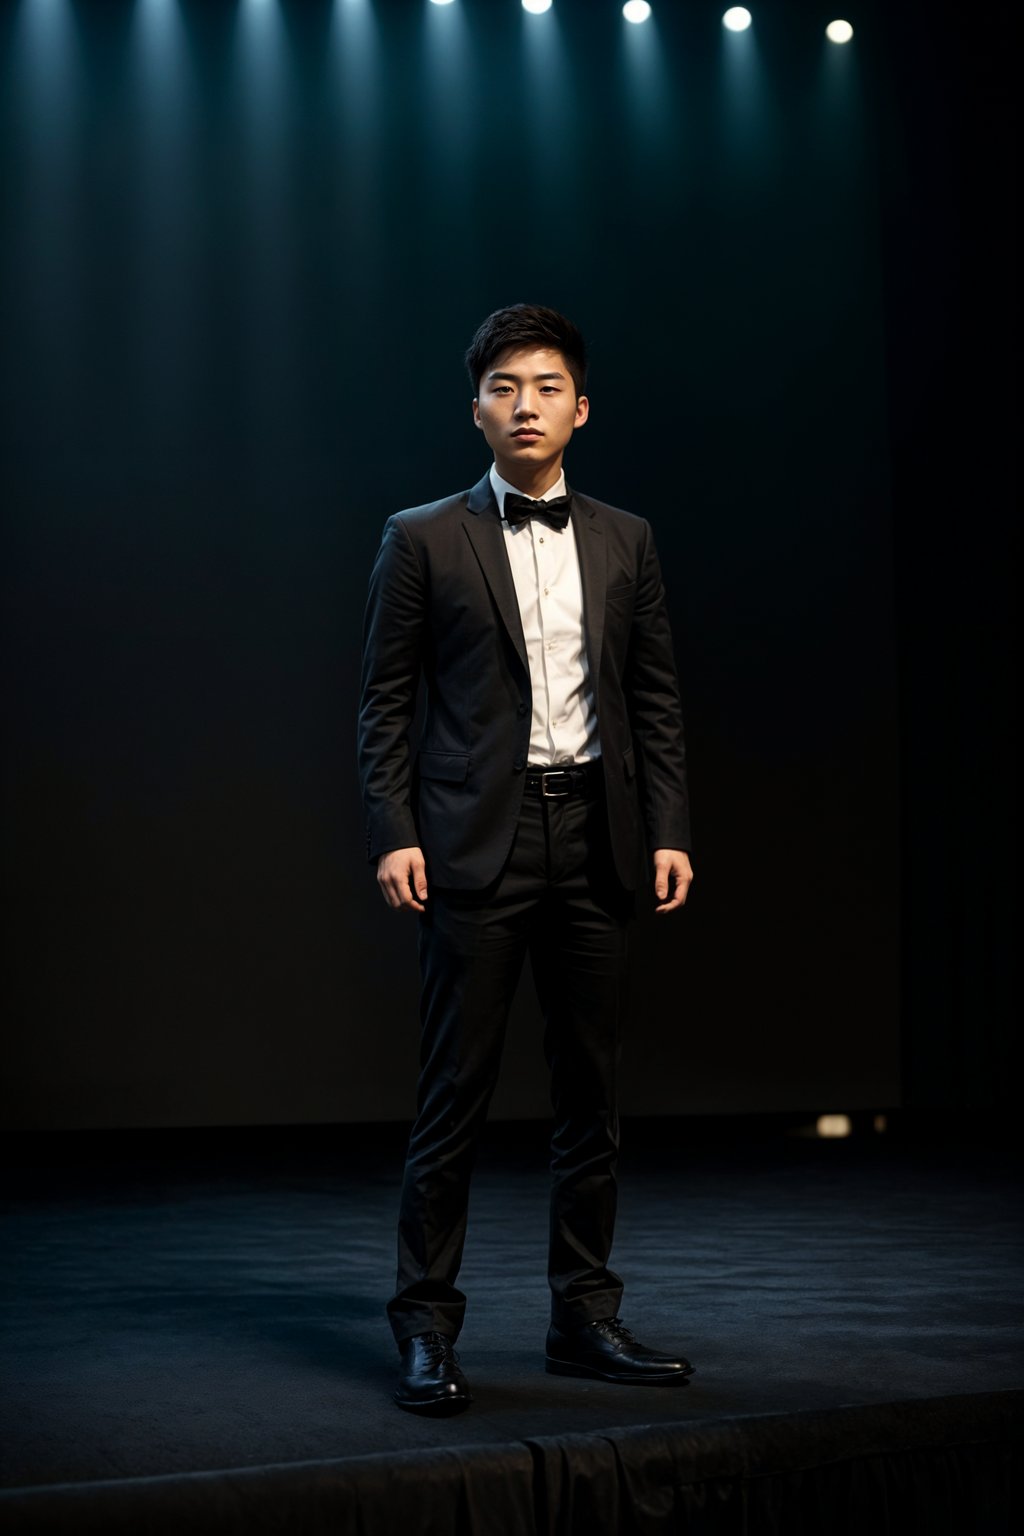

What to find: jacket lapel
left=463, top=472, right=529, bottom=675
left=570, top=490, right=607, bottom=687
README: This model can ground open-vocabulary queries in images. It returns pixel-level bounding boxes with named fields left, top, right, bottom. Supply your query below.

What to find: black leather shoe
left=394, top=1332, right=472, bottom=1415
left=546, top=1317, right=695, bottom=1385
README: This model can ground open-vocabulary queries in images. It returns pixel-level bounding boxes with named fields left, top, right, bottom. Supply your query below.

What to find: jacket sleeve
left=624, top=519, right=692, bottom=854
left=357, top=515, right=426, bottom=862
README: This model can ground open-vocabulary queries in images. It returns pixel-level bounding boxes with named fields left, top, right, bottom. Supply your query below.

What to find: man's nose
left=515, top=395, right=538, bottom=416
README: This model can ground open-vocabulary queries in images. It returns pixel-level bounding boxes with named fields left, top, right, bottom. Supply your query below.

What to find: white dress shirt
left=489, top=463, right=601, bottom=767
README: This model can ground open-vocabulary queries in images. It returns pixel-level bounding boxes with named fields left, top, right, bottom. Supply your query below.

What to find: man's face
left=473, top=346, right=589, bottom=477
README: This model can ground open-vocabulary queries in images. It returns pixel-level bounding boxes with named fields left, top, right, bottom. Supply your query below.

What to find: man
left=358, top=304, right=694, bottom=1415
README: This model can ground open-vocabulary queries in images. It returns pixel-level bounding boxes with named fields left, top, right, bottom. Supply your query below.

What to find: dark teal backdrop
left=4, top=0, right=1005, bottom=1129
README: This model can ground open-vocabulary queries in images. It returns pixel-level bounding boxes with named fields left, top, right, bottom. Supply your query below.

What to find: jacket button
left=517, top=703, right=526, bottom=717
left=513, top=757, right=524, bottom=772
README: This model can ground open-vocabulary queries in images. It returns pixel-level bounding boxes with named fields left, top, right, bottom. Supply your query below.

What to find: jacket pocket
left=417, top=750, right=470, bottom=784
left=606, top=580, right=636, bottom=601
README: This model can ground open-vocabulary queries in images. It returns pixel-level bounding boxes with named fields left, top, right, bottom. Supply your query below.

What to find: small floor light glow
left=623, top=1, right=652, bottom=21
left=816, top=1115, right=853, bottom=1139
left=522, top=0, right=553, bottom=14
left=428, top=1, right=455, bottom=8
left=825, top=20, right=854, bottom=44
left=723, top=7, right=752, bottom=30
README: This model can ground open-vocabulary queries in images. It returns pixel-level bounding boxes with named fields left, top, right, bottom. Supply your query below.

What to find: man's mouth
left=512, top=429, right=542, bottom=438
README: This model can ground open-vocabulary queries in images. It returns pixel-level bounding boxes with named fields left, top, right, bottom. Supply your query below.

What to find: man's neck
left=493, top=455, right=566, bottom=501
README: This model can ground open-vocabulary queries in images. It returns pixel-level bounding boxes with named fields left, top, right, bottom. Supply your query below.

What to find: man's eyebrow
left=487, top=370, right=567, bottom=382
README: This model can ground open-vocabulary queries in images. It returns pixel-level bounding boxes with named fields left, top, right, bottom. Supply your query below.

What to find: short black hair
left=465, top=304, right=587, bottom=397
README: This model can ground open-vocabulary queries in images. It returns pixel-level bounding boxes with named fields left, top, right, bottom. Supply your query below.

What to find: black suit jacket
left=358, top=472, right=690, bottom=891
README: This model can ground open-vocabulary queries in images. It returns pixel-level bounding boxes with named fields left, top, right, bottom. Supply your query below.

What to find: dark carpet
left=0, top=1120, right=1021, bottom=1529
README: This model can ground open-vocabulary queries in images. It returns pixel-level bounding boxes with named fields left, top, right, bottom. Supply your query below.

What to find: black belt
left=523, top=761, right=602, bottom=799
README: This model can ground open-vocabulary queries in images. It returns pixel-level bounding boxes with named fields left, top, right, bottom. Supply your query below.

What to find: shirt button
left=543, top=587, right=550, bottom=596
left=539, top=537, right=545, bottom=544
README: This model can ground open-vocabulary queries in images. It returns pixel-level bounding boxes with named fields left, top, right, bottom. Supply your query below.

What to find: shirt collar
left=489, top=462, right=567, bottom=523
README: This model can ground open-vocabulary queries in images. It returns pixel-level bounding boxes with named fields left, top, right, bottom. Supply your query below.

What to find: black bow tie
left=503, top=492, right=573, bottom=531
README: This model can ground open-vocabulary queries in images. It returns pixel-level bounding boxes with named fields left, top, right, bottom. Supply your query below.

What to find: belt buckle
left=541, top=770, right=572, bottom=799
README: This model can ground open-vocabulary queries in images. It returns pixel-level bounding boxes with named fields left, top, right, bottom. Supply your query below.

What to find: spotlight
left=623, top=1, right=652, bottom=21
left=816, top=1115, right=853, bottom=1139
left=722, top=7, right=752, bottom=30
left=522, top=0, right=553, bottom=13
left=428, top=1, right=455, bottom=7
left=825, top=19, right=854, bottom=44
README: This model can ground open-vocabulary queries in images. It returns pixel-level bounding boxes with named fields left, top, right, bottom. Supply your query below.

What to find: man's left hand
left=653, top=849, right=693, bottom=914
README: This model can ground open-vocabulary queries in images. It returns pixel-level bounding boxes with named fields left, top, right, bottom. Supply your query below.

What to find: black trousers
left=387, top=769, right=634, bottom=1343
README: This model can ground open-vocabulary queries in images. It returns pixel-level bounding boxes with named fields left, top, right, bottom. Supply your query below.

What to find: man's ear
left=574, top=394, right=590, bottom=428
left=472, top=399, right=482, bottom=430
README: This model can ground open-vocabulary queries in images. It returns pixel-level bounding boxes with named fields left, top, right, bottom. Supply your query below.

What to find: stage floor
left=1, top=1120, right=1021, bottom=1494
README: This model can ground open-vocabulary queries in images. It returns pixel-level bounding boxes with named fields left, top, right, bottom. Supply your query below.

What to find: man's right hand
left=377, top=847, right=429, bottom=913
